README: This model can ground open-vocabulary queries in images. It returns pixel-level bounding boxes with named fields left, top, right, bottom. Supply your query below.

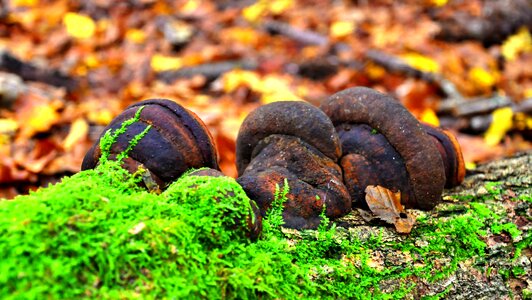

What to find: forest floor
left=1, top=0, right=531, bottom=198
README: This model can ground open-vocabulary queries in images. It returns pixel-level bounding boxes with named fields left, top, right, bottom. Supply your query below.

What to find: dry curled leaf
left=365, top=185, right=415, bottom=234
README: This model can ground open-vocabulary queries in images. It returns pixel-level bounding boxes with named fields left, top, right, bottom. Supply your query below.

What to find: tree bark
left=334, top=151, right=531, bottom=299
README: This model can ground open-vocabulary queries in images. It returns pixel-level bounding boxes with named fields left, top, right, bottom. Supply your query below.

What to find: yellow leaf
left=420, top=108, right=440, bottom=126
left=401, top=53, right=440, bottom=73
left=269, top=0, right=293, bottom=14
left=468, top=67, right=497, bottom=89
left=330, top=21, right=355, bottom=39
left=25, top=104, right=60, bottom=136
left=12, top=0, right=38, bottom=7
left=484, top=107, right=513, bottom=146
left=222, top=70, right=261, bottom=93
left=63, top=118, right=88, bottom=151
left=242, top=2, right=265, bottom=22
left=125, top=28, right=146, bottom=44
left=243, top=0, right=293, bottom=22
left=182, top=0, right=200, bottom=13
left=501, top=27, right=532, bottom=61
left=262, top=91, right=301, bottom=104
left=84, top=54, right=100, bottom=68
left=0, top=118, right=19, bottom=134
left=63, top=12, right=96, bottom=39
left=88, top=109, right=113, bottom=125
left=465, top=161, right=477, bottom=170
left=524, top=88, right=532, bottom=98
left=150, top=54, right=183, bottom=72
left=260, top=75, right=301, bottom=104
left=430, top=0, right=448, bottom=6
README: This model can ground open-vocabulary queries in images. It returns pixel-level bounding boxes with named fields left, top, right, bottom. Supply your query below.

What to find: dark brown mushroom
left=421, top=123, right=466, bottom=188
left=81, top=99, right=219, bottom=190
left=236, top=101, right=351, bottom=229
left=321, top=87, right=464, bottom=210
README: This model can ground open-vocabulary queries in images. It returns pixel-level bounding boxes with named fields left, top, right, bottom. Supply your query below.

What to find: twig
left=433, top=0, right=532, bottom=45
left=157, top=59, right=258, bottom=83
left=263, top=20, right=329, bottom=47
left=365, top=49, right=465, bottom=102
left=0, top=50, right=78, bottom=91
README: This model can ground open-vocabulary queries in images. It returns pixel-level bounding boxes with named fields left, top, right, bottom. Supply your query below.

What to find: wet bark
left=334, top=151, right=531, bottom=299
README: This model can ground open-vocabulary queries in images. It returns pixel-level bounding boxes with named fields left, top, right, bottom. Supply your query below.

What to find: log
left=333, top=151, right=531, bottom=299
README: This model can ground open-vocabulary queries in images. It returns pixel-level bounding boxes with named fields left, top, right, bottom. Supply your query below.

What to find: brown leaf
left=365, top=185, right=415, bottom=234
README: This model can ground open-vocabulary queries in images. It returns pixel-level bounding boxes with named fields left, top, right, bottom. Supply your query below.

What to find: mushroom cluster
left=82, top=87, right=465, bottom=234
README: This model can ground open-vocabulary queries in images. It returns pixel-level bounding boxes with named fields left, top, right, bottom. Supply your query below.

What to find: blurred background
left=0, top=0, right=531, bottom=199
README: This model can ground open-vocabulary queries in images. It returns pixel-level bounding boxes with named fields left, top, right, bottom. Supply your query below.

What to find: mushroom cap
left=81, top=99, right=219, bottom=186
left=422, top=123, right=466, bottom=188
left=236, top=101, right=342, bottom=176
left=320, top=87, right=446, bottom=210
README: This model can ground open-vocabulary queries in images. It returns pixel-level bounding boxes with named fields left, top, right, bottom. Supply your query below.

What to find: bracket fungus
left=320, top=87, right=465, bottom=210
left=236, top=101, right=351, bottom=229
left=81, top=99, right=220, bottom=190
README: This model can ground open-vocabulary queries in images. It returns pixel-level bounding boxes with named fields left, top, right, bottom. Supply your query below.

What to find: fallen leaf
left=468, top=67, right=497, bottom=90
left=400, top=53, right=440, bottom=73
left=357, top=208, right=378, bottom=222
left=20, top=103, right=61, bottom=137
left=125, top=29, right=146, bottom=44
left=128, top=222, right=146, bottom=235
left=365, top=185, right=415, bottom=234
left=12, top=0, right=38, bottom=7
left=420, top=108, right=440, bottom=126
left=430, top=0, right=448, bottom=6
left=501, top=27, right=532, bottom=61
left=63, top=12, right=96, bottom=39
left=222, top=70, right=261, bottom=93
left=63, top=118, right=88, bottom=151
left=0, top=119, right=19, bottom=134
left=330, top=21, right=355, bottom=39
left=150, top=54, right=183, bottom=72
left=484, top=107, right=513, bottom=146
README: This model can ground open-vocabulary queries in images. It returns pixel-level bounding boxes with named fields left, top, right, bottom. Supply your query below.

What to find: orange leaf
left=21, top=103, right=61, bottom=137
left=365, top=185, right=415, bottom=234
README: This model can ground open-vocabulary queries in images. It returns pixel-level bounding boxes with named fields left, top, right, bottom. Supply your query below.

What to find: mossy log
left=334, top=151, right=531, bottom=299
left=0, top=152, right=530, bottom=299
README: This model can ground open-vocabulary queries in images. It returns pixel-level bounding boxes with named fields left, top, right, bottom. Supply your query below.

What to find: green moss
left=1, top=164, right=529, bottom=299
left=0, top=109, right=528, bottom=298
left=491, top=222, right=522, bottom=240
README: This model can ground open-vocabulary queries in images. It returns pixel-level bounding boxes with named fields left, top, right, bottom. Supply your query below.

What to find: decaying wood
left=433, top=0, right=532, bottom=45
left=157, top=59, right=258, bottom=83
left=334, top=151, right=531, bottom=299
left=365, top=49, right=465, bottom=102
left=263, top=20, right=330, bottom=47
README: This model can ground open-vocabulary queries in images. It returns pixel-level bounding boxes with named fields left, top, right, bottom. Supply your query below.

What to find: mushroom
left=236, top=101, right=351, bottom=229
left=81, top=99, right=219, bottom=190
left=320, top=87, right=465, bottom=210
